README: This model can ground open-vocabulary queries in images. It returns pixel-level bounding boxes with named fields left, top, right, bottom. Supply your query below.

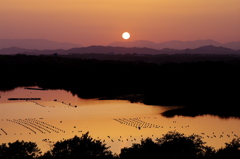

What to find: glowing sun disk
left=122, top=32, right=130, bottom=40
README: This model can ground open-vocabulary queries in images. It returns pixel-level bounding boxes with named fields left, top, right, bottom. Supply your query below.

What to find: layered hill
left=109, top=40, right=240, bottom=50
left=0, top=45, right=239, bottom=55
left=0, top=39, right=82, bottom=50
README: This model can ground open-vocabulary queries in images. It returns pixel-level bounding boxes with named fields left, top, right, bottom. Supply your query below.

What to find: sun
left=122, top=32, right=130, bottom=40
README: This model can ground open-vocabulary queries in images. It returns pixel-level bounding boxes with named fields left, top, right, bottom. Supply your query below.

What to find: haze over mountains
left=0, top=39, right=240, bottom=55
left=0, top=39, right=82, bottom=50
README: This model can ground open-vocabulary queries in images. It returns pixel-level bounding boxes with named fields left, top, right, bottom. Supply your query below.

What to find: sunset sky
left=1, top=0, right=239, bottom=46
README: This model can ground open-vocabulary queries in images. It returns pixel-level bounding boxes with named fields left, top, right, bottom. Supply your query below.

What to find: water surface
left=1, top=87, right=240, bottom=154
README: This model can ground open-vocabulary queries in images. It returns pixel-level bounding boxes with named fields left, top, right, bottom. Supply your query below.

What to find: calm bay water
left=1, top=87, right=240, bottom=154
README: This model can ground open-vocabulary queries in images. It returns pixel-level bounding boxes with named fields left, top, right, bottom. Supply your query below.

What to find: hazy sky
left=1, top=0, right=239, bottom=46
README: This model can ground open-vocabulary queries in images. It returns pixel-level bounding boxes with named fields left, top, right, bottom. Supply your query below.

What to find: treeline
left=63, top=53, right=240, bottom=65
left=1, top=131, right=240, bottom=159
left=1, top=54, right=240, bottom=117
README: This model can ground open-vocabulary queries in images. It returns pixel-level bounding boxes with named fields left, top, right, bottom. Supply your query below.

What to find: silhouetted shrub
left=0, top=140, right=41, bottom=159
left=1, top=131, right=240, bottom=158
left=157, top=131, right=213, bottom=159
left=120, top=131, right=216, bottom=159
left=44, top=132, right=116, bottom=159
left=214, top=138, right=240, bottom=159
left=120, top=138, right=159, bottom=159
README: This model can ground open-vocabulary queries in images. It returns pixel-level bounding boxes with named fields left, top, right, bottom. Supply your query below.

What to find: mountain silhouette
left=222, top=41, right=240, bottom=50
left=0, top=39, right=82, bottom=50
left=0, top=47, right=35, bottom=54
left=1, top=39, right=239, bottom=51
left=109, top=39, right=240, bottom=50
left=65, top=45, right=164, bottom=54
left=189, top=45, right=235, bottom=54
left=0, top=45, right=238, bottom=55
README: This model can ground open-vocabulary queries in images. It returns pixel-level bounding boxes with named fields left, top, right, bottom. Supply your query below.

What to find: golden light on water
left=1, top=87, right=240, bottom=154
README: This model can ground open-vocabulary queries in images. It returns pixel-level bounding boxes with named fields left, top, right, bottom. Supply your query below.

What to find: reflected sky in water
left=1, top=87, right=240, bottom=154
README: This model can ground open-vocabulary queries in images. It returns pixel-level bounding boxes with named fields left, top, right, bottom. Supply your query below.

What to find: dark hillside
left=1, top=54, right=240, bottom=117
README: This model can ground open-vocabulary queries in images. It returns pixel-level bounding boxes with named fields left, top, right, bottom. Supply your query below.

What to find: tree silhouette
left=45, top=132, right=116, bottom=159
left=0, top=140, right=41, bottom=159
left=120, top=131, right=215, bottom=159
left=120, top=138, right=160, bottom=159
left=215, top=138, right=240, bottom=159
left=1, top=132, right=240, bottom=159
left=156, top=131, right=209, bottom=159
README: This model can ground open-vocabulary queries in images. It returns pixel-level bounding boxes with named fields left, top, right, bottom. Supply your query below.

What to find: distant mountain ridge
left=0, top=39, right=82, bottom=50
left=0, top=45, right=239, bottom=55
left=0, top=39, right=240, bottom=55
left=109, top=40, right=240, bottom=50
left=1, top=39, right=240, bottom=51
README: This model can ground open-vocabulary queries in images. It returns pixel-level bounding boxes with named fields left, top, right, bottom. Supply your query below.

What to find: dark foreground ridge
left=0, top=131, right=240, bottom=159
left=0, top=54, right=240, bottom=118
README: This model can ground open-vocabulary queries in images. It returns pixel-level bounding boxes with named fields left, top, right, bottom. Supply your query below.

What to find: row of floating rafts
left=30, top=101, right=45, bottom=107
left=5, top=118, right=65, bottom=134
left=8, top=98, right=41, bottom=100
left=114, top=118, right=172, bottom=129
left=0, top=128, right=7, bottom=135
left=6, top=97, right=78, bottom=108
left=29, top=118, right=65, bottom=133
left=19, top=119, right=52, bottom=133
left=54, top=99, right=78, bottom=108
left=7, top=119, right=37, bottom=134
left=115, top=118, right=152, bottom=128
left=113, top=118, right=239, bottom=140
left=27, top=118, right=65, bottom=133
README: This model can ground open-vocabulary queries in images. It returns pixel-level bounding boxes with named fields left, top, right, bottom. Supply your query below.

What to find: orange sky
left=0, top=0, right=239, bottom=46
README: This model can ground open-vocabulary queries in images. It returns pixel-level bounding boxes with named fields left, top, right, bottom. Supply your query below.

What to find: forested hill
left=1, top=54, right=240, bottom=118
left=61, top=53, right=240, bottom=65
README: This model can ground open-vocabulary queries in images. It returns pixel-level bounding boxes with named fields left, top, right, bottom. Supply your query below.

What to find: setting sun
left=122, top=32, right=130, bottom=40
